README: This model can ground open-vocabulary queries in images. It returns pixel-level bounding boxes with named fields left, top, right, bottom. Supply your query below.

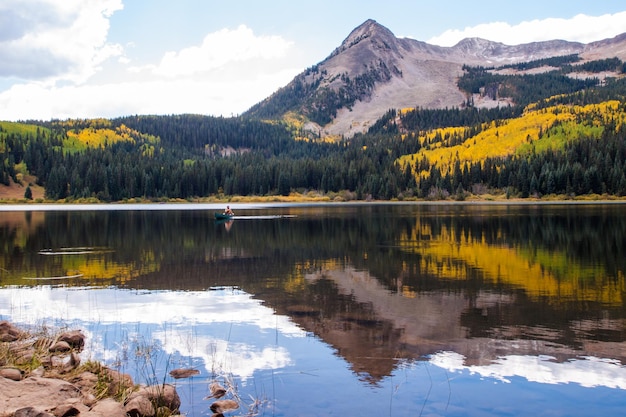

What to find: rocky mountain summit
left=246, top=19, right=626, bottom=138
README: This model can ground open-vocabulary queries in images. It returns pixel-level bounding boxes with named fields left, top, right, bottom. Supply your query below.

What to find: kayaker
left=224, top=206, right=234, bottom=215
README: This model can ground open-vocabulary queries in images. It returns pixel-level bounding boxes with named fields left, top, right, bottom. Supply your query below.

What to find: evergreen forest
left=1, top=55, right=626, bottom=202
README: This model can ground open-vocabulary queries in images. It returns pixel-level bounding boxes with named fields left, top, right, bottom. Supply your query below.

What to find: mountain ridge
left=245, top=19, right=626, bottom=138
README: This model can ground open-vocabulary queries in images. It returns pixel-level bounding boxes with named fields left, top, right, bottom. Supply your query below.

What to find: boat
left=214, top=212, right=233, bottom=220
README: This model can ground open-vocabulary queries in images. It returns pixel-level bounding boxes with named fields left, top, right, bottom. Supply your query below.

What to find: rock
left=8, top=340, right=34, bottom=357
left=0, top=367, right=23, bottom=381
left=132, top=384, right=181, bottom=411
left=15, top=349, right=35, bottom=365
left=169, top=368, right=199, bottom=379
left=104, top=368, right=134, bottom=398
left=57, top=330, right=85, bottom=351
left=125, top=395, right=155, bottom=417
left=89, top=398, right=127, bottom=417
left=0, top=320, right=23, bottom=342
left=49, top=341, right=71, bottom=353
left=61, top=352, right=81, bottom=373
left=13, top=407, right=55, bottom=417
left=0, top=377, right=81, bottom=416
left=69, top=371, right=98, bottom=393
left=210, top=399, right=239, bottom=414
left=51, top=403, right=80, bottom=417
left=81, top=392, right=97, bottom=407
left=205, top=381, right=226, bottom=399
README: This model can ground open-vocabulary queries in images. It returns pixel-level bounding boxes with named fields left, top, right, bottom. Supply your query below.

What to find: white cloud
left=152, top=24, right=293, bottom=77
left=0, top=65, right=300, bottom=120
left=4, top=7, right=626, bottom=121
left=0, top=0, right=124, bottom=84
left=0, top=20, right=299, bottom=120
left=427, top=11, right=626, bottom=46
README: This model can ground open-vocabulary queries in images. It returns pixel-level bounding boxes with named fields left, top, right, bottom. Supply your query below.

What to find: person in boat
left=224, top=206, right=234, bottom=216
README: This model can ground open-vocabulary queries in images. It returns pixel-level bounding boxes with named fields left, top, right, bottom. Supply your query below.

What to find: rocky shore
left=0, top=321, right=182, bottom=417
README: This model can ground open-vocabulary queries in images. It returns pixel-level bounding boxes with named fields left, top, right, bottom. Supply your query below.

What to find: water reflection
left=1, top=203, right=626, bottom=416
left=0, top=286, right=299, bottom=379
left=431, top=351, right=626, bottom=389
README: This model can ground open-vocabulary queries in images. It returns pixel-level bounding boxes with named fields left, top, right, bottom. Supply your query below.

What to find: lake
left=1, top=202, right=626, bottom=416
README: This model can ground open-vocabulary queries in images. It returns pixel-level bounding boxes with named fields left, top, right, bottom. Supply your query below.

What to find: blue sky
left=1, top=0, right=626, bottom=120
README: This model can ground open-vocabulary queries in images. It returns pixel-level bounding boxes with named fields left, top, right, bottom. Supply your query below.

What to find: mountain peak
left=246, top=20, right=626, bottom=139
left=453, top=37, right=501, bottom=49
left=335, top=19, right=398, bottom=54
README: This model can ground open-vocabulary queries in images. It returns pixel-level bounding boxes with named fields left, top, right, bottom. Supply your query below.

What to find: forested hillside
left=1, top=56, right=626, bottom=202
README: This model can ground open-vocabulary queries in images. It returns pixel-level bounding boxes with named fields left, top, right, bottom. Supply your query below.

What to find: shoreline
left=1, top=196, right=626, bottom=211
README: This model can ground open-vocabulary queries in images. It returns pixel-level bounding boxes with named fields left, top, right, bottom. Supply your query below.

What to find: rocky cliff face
left=247, top=19, right=626, bottom=138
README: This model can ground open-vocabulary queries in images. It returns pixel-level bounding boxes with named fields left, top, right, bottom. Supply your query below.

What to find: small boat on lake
left=214, top=212, right=233, bottom=220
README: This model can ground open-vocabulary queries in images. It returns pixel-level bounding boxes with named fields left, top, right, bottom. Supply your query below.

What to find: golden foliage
left=66, top=128, right=127, bottom=149
left=399, top=220, right=625, bottom=306
left=59, top=250, right=160, bottom=285
left=63, top=123, right=160, bottom=152
left=397, top=100, right=626, bottom=179
left=282, top=111, right=306, bottom=130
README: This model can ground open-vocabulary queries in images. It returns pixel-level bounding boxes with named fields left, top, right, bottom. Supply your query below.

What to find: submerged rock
left=210, top=399, right=239, bottom=414
left=169, top=368, right=200, bottom=379
left=205, top=381, right=227, bottom=399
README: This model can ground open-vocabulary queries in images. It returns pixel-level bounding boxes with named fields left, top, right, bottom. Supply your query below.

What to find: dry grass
left=0, top=175, right=44, bottom=201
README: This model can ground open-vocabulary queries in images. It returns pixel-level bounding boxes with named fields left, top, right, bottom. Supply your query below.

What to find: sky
left=1, top=0, right=626, bottom=121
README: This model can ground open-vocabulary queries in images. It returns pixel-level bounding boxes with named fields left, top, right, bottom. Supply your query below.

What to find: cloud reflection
left=0, top=286, right=303, bottom=381
left=152, top=330, right=292, bottom=382
left=430, top=351, right=626, bottom=389
left=0, top=286, right=304, bottom=336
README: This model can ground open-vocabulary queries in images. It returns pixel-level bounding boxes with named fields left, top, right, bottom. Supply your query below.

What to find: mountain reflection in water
left=1, top=203, right=625, bottom=416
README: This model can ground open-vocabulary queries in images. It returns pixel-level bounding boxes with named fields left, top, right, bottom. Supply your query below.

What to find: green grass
left=516, top=121, right=604, bottom=156
left=0, top=121, right=49, bottom=137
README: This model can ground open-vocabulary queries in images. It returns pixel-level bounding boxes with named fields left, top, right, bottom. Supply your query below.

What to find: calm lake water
left=1, top=202, right=626, bottom=416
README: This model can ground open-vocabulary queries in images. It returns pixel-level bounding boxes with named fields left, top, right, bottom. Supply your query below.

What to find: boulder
left=0, top=320, right=24, bottom=342
left=0, top=377, right=81, bottom=416
left=206, top=381, right=227, bottom=399
left=131, top=384, right=181, bottom=411
left=103, top=368, right=134, bottom=398
left=13, top=407, right=55, bottom=417
left=124, top=395, right=156, bottom=417
left=169, top=368, right=199, bottom=379
left=57, top=330, right=85, bottom=351
left=51, top=402, right=81, bottom=417
left=89, top=398, right=127, bottom=417
left=210, top=399, right=239, bottom=414
left=0, top=367, right=23, bottom=381
left=49, top=340, right=71, bottom=353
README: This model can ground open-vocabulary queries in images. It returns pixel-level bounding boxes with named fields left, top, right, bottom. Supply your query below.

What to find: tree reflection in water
left=1, top=203, right=626, bottom=416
